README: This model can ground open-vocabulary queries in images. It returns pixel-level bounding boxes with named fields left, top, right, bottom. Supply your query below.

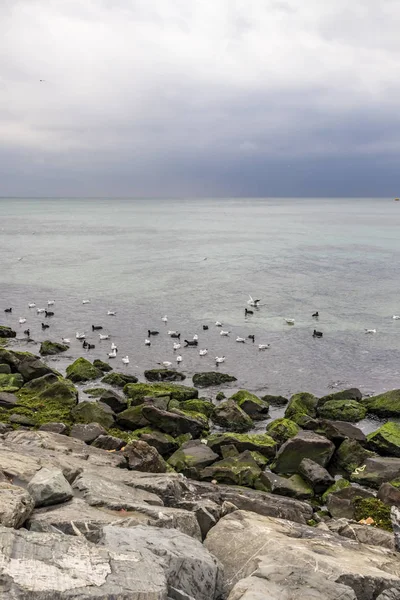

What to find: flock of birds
left=3, top=294, right=400, bottom=368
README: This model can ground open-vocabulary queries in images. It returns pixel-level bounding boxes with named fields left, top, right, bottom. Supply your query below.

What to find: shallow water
left=1, top=197, right=400, bottom=398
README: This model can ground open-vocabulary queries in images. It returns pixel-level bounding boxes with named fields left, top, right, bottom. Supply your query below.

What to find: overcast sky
left=1, top=0, right=399, bottom=197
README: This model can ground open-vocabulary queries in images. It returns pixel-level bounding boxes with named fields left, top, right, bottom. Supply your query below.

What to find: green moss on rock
left=318, top=388, right=362, bottom=407
left=93, top=360, right=113, bottom=372
left=334, top=438, right=376, bottom=475
left=179, top=399, right=215, bottom=418
left=321, top=478, right=351, bottom=503
left=361, top=389, right=400, bottom=418
left=66, top=358, right=102, bottom=383
left=84, top=387, right=108, bottom=398
left=207, top=432, right=277, bottom=458
left=124, top=382, right=198, bottom=404
left=230, top=390, right=269, bottom=420
left=16, top=373, right=78, bottom=426
left=192, top=372, right=237, bottom=387
left=102, top=372, right=138, bottom=388
left=0, top=326, right=16, bottom=339
left=201, top=450, right=262, bottom=487
left=367, top=422, right=400, bottom=457
left=116, top=405, right=150, bottom=430
left=285, top=392, right=318, bottom=426
left=266, top=418, right=300, bottom=445
left=72, top=401, right=115, bottom=428
left=0, top=373, right=24, bottom=392
left=212, top=399, right=253, bottom=433
left=39, top=340, right=69, bottom=356
left=0, top=364, right=11, bottom=374
left=317, top=399, right=366, bottom=423
left=144, top=369, right=185, bottom=382
left=353, top=497, right=392, bottom=531
left=216, top=391, right=226, bottom=401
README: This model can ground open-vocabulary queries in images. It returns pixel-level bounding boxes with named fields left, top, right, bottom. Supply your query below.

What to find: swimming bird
left=162, top=361, right=172, bottom=368
left=82, top=340, right=88, bottom=349
left=248, top=334, right=255, bottom=343
left=99, top=333, right=109, bottom=340
left=92, top=325, right=103, bottom=331
left=45, top=310, right=54, bottom=317
left=122, top=356, right=129, bottom=365
left=247, top=295, right=261, bottom=307
left=76, top=332, right=85, bottom=339
left=312, top=311, right=319, bottom=318
left=313, top=329, right=323, bottom=338
left=24, top=329, right=30, bottom=336
left=193, top=334, right=199, bottom=341
left=202, top=325, right=209, bottom=330
left=61, top=338, right=70, bottom=344
left=215, top=356, right=225, bottom=365
left=19, top=318, right=26, bottom=324
left=28, top=303, right=36, bottom=308
left=176, top=355, right=182, bottom=364
left=111, top=342, right=118, bottom=351
left=41, top=323, right=50, bottom=330
left=173, top=342, right=181, bottom=351
left=258, top=344, right=270, bottom=350
left=108, top=349, right=117, bottom=358
left=393, top=315, right=400, bottom=320
left=245, top=308, right=253, bottom=316
left=82, top=300, right=91, bottom=304
left=47, top=300, right=55, bottom=306
left=365, top=329, right=376, bottom=334
left=37, top=308, right=45, bottom=314
left=184, top=339, right=198, bottom=347
left=285, top=318, right=295, bottom=325
left=4, top=308, right=12, bottom=313
left=145, top=338, right=151, bottom=346
left=199, top=348, right=208, bottom=356
left=215, top=321, right=222, bottom=327
left=107, top=310, right=116, bottom=316
left=162, top=315, right=168, bottom=323
left=87, top=343, right=95, bottom=350
left=220, top=330, right=230, bottom=336
left=148, top=329, right=159, bottom=336
left=236, top=336, right=245, bottom=343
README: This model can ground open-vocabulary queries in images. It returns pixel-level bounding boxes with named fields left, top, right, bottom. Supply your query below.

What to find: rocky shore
left=1, top=330, right=400, bottom=598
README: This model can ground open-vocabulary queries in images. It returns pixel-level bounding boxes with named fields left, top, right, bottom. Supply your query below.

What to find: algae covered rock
left=334, top=438, right=376, bottom=475
left=256, top=471, right=313, bottom=500
left=230, top=390, right=269, bottom=420
left=180, top=399, right=215, bottom=418
left=326, top=484, right=375, bottom=519
left=93, top=359, right=113, bottom=372
left=284, top=392, right=318, bottom=426
left=266, top=418, right=300, bottom=445
left=39, top=340, right=69, bottom=356
left=361, top=389, right=400, bottom=418
left=353, top=497, right=392, bottom=531
left=192, top=372, right=237, bottom=387
left=101, top=372, right=138, bottom=387
left=367, top=422, right=400, bottom=457
left=0, top=325, right=16, bottom=339
left=124, top=382, right=198, bottom=404
left=116, top=405, right=150, bottom=430
left=99, top=389, right=128, bottom=413
left=144, top=369, right=186, bottom=382
left=0, top=373, right=24, bottom=392
left=142, top=405, right=207, bottom=438
left=131, top=428, right=179, bottom=456
left=261, top=394, right=289, bottom=406
left=168, top=440, right=219, bottom=477
left=201, top=450, right=262, bottom=487
left=273, top=431, right=335, bottom=474
left=72, top=400, right=115, bottom=428
left=317, top=399, right=366, bottom=423
left=318, top=388, right=362, bottom=407
left=16, top=373, right=78, bottom=426
left=18, top=357, right=58, bottom=382
left=66, top=358, right=102, bottom=383
left=322, top=478, right=351, bottom=503
left=207, top=432, right=277, bottom=458
left=212, top=399, right=253, bottom=433
left=83, top=387, right=108, bottom=398
left=350, top=456, right=400, bottom=488
left=0, top=364, right=11, bottom=374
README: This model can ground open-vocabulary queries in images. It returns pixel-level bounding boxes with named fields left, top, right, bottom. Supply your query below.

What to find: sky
left=1, top=0, right=400, bottom=197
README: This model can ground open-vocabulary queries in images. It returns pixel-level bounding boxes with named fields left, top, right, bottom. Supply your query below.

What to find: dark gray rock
left=168, top=440, right=219, bottom=478
left=0, top=483, right=34, bottom=528
left=261, top=394, right=288, bottom=406
left=0, top=364, right=11, bottom=374
left=70, top=422, right=106, bottom=444
left=0, top=392, right=20, bottom=409
left=273, top=431, right=335, bottom=474
left=99, top=388, right=128, bottom=413
left=92, top=434, right=125, bottom=451
left=38, top=422, right=68, bottom=435
left=177, top=498, right=221, bottom=539
left=27, top=468, right=73, bottom=508
left=391, top=506, right=400, bottom=552
left=145, top=368, right=186, bottom=382
left=378, top=483, right=400, bottom=508
left=298, top=458, right=334, bottom=493
left=137, top=430, right=179, bottom=456
left=9, top=413, right=35, bottom=427
left=326, top=485, right=375, bottom=519
left=351, top=456, right=400, bottom=488
left=123, top=439, right=168, bottom=473
left=18, top=358, right=56, bottom=382
left=256, top=471, right=313, bottom=500
left=318, top=388, right=362, bottom=407
left=142, top=404, right=207, bottom=438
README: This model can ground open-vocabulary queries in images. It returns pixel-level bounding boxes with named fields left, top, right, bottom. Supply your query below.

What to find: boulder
left=84, top=387, right=108, bottom=398
left=310, top=419, right=366, bottom=445
left=377, top=589, right=400, bottom=600
left=66, top=357, right=102, bottom=383
left=131, top=428, right=179, bottom=456
left=353, top=497, right=392, bottom=532
left=230, top=390, right=269, bottom=420
left=93, top=359, right=113, bottom=372
left=284, top=392, right=318, bottom=426
left=116, top=404, right=150, bottom=430
left=318, top=388, right=362, bottom=407
left=101, top=371, right=138, bottom=387
left=266, top=417, right=300, bottom=445
left=361, top=389, right=400, bottom=418
left=18, top=358, right=57, bottom=382
left=207, top=432, right=277, bottom=458
left=92, top=434, right=125, bottom=451
left=179, top=399, right=215, bottom=418
left=391, top=506, right=400, bottom=551
left=334, top=438, right=375, bottom=475
left=367, top=422, right=400, bottom=457
left=273, top=431, right=335, bottom=474
left=0, top=483, right=34, bottom=528
left=201, top=450, right=262, bottom=487
left=98, top=388, right=128, bottom=413
left=193, top=372, right=237, bottom=387
left=256, top=471, right=313, bottom=500
left=326, top=484, right=375, bottom=519
left=205, top=510, right=400, bottom=599
left=0, top=391, right=20, bottom=409
left=142, top=405, right=207, bottom=438
left=123, top=439, right=167, bottom=473
left=177, top=498, right=222, bottom=539
left=0, top=372, right=24, bottom=391
left=0, top=364, right=11, bottom=374
left=261, top=394, right=288, bottom=406
left=27, top=468, right=73, bottom=507
left=298, top=458, right=334, bottom=493
left=9, top=413, right=35, bottom=426
left=0, top=348, right=21, bottom=370
left=0, top=325, right=16, bottom=338
left=321, top=478, right=351, bottom=503
left=212, top=399, right=253, bottom=433
left=16, top=373, right=78, bottom=426
left=38, top=422, right=68, bottom=435
left=351, top=456, right=400, bottom=488
left=72, top=400, right=115, bottom=428
left=39, top=340, right=69, bottom=356
left=168, top=440, right=219, bottom=477
left=144, top=368, right=186, bottom=382
left=70, top=422, right=106, bottom=443
left=326, top=519, right=395, bottom=551
left=378, top=483, right=400, bottom=508
left=317, top=399, right=366, bottom=423
left=124, top=382, right=198, bottom=404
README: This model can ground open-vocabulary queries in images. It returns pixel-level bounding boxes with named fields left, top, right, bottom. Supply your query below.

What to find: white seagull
left=162, top=315, right=168, bottom=323
left=111, top=342, right=118, bottom=351
left=236, top=336, right=245, bottom=343
left=220, top=330, right=230, bottom=336
left=47, top=300, right=55, bottom=306
left=108, top=349, right=117, bottom=358
left=28, top=303, right=36, bottom=308
left=176, top=355, right=182, bottom=364
left=167, top=330, right=178, bottom=336
left=61, top=338, right=70, bottom=344
left=37, top=308, right=45, bottom=314
left=19, top=318, right=26, bottom=324
left=82, top=300, right=91, bottom=304
left=173, top=342, right=181, bottom=351
left=247, top=295, right=261, bottom=307
left=215, top=321, right=223, bottom=327
left=76, top=332, right=85, bottom=339
left=145, top=339, right=151, bottom=346
left=162, top=361, right=172, bottom=368
left=122, top=355, right=129, bottom=365
left=199, top=348, right=208, bottom=356
left=193, top=334, right=198, bottom=341
left=285, top=318, right=295, bottom=325
left=215, top=356, right=225, bottom=365
left=99, top=333, right=109, bottom=340
left=107, top=310, right=116, bottom=316
left=365, top=329, right=376, bottom=334
left=258, top=344, right=270, bottom=350
left=393, top=315, right=400, bottom=320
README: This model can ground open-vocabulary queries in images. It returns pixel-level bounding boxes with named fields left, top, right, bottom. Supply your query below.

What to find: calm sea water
left=1, top=197, right=400, bottom=402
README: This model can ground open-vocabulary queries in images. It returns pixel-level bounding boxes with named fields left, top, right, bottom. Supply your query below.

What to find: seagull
left=167, top=330, right=178, bottom=336
left=176, top=355, right=182, bottom=364
left=236, top=336, right=245, bottom=343
left=107, top=310, right=116, bottom=316
left=111, top=342, right=118, bottom=351
left=247, top=295, right=261, bottom=307
left=36, top=308, right=45, bottom=314
left=215, top=321, right=222, bottom=327
left=392, top=315, right=400, bottom=320
left=99, top=334, right=109, bottom=340
left=258, top=344, right=270, bottom=350
left=19, top=318, right=26, bottom=324
left=28, top=303, right=36, bottom=308
left=193, top=334, right=198, bottom=341
left=162, top=315, right=168, bottom=323
left=215, top=356, right=225, bottom=365
left=365, top=329, right=376, bottom=334
left=220, top=330, right=230, bottom=336
left=199, top=348, right=208, bottom=356
left=122, top=356, right=129, bottom=365
left=285, top=318, right=295, bottom=325
left=162, top=361, right=172, bottom=368
left=76, top=332, right=85, bottom=339
left=82, top=300, right=91, bottom=304
left=47, top=300, right=55, bottom=306
left=173, top=342, right=181, bottom=351
left=145, top=339, right=151, bottom=346
left=108, top=349, right=117, bottom=358
left=61, top=338, right=70, bottom=344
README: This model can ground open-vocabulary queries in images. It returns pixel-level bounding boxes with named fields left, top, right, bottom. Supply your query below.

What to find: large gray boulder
left=0, top=483, right=34, bottom=528
left=168, top=440, right=219, bottom=477
left=351, top=456, right=400, bottom=488
left=273, top=431, right=335, bottom=474
left=326, top=485, right=375, bottom=520
left=298, top=458, right=334, bottom=493
left=70, top=422, right=106, bottom=443
left=27, top=468, right=73, bottom=507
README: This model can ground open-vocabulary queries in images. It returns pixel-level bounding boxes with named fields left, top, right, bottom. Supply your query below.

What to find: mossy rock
left=321, top=478, right=351, bottom=503
left=0, top=349, right=21, bottom=370
left=72, top=401, right=115, bottom=428
left=212, top=399, right=253, bottom=433
left=144, top=369, right=186, bottom=382
left=255, top=472, right=313, bottom=500
left=317, top=399, right=366, bottom=423
left=0, top=326, right=16, bottom=339
left=318, top=388, right=362, bottom=407
left=83, top=387, right=108, bottom=398
left=167, top=440, right=219, bottom=477
left=230, top=390, right=269, bottom=420
left=192, top=372, right=237, bottom=387
left=0, top=373, right=24, bottom=392
left=334, top=438, right=376, bottom=475
left=179, top=399, right=215, bottom=418
left=102, top=372, right=138, bottom=388
left=360, top=390, right=400, bottom=418
left=129, top=428, right=179, bottom=456
left=249, top=451, right=269, bottom=468
left=353, top=497, right=392, bottom=531
left=116, top=405, right=150, bottom=431
left=261, top=394, right=288, bottom=406
left=216, top=392, right=226, bottom=401
left=285, top=392, right=318, bottom=426
left=200, top=450, right=262, bottom=487
left=66, top=358, right=102, bottom=383
left=124, top=382, right=198, bottom=404
left=266, top=418, right=300, bottom=445
left=16, top=373, right=78, bottom=426
left=0, top=364, right=11, bottom=374
left=367, top=422, right=400, bottom=457
left=39, top=340, right=69, bottom=356
left=207, top=432, right=277, bottom=458
left=93, top=360, right=113, bottom=373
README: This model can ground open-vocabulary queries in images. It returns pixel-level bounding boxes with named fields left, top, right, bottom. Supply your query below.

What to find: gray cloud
left=1, top=0, right=400, bottom=196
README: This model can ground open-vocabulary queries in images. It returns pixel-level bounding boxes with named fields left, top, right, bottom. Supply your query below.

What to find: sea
left=1, top=197, right=400, bottom=417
